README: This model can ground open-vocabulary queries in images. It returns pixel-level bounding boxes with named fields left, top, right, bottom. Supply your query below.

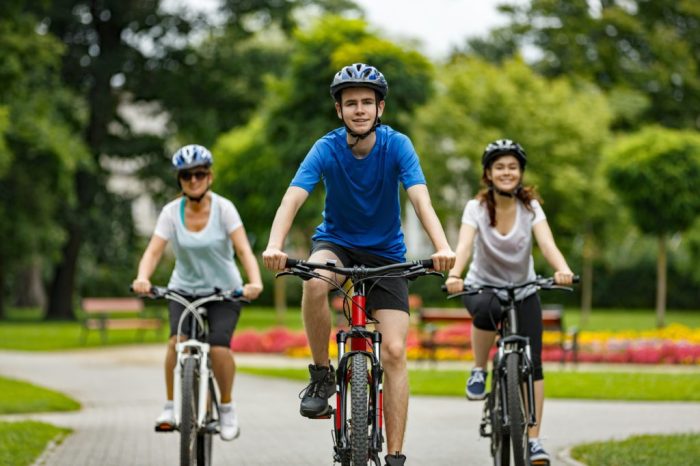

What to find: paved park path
left=1, top=346, right=699, bottom=465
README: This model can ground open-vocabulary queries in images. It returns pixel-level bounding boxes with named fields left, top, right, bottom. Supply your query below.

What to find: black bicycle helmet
left=482, top=139, right=527, bottom=169
left=330, top=63, right=388, bottom=101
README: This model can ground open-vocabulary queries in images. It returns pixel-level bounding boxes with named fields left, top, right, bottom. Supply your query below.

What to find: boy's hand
left=431, top=248, right=456, bottom=272
left=262, top=247, right=288, bottom=271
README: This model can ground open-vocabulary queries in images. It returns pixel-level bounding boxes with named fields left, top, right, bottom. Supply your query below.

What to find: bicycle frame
left=334, top=281, right=384, bottom=461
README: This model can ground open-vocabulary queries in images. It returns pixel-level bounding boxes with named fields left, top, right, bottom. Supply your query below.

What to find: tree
left=486, top=0, right=700, bottom=129
left=412, top=57, right=612, bottom=317
left=605, top=126, right=700, bottom=327
left=0, top=2, right=90, bottom=317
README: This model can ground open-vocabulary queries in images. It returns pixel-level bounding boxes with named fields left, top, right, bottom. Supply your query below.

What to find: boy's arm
left=262, top=186, right=309, bottom=271
left=406, top=184, right=456, bottom=271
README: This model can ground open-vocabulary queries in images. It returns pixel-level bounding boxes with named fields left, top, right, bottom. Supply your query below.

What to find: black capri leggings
left=462, top=292, right=544, bottom=381
left=168, top=298, right=242, bottom=348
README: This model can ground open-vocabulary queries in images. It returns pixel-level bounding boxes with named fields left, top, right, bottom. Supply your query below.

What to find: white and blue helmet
left=171, top=144, right=213, bottom=171
left=330, top=63, right=388, bottom=101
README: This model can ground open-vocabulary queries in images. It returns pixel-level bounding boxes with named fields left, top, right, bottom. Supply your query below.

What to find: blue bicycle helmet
left=330, top=63, right=388, bottom=101
left=171, top=144, right=213, bottom=171
left=482, top=139, right=527, bottom=169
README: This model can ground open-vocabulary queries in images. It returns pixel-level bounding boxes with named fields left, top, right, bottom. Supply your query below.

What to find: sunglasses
left=179, top=170, right=210, bottom=181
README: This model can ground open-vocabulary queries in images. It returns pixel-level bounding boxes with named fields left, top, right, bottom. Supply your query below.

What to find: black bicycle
left=279, top=258, right=440, bottom=466
left=446, top=276, right=577, bottom=466
left=137, top=287, right=247, bottom=466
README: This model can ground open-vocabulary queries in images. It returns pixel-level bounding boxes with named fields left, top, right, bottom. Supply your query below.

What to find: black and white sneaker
left=384, top=453, right=406, bottom=466
left=299, top=364, right=335, bottom=418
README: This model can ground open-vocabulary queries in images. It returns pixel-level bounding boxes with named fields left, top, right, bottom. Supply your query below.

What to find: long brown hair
left=475, top=171, right=542, bottom=227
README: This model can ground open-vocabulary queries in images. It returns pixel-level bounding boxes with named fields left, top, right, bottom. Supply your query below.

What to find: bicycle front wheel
left=505, top=352, right=528, bottom=466
left=350, top=354, right=369, bottom=466
left=180, top=357, right=198, bottom=466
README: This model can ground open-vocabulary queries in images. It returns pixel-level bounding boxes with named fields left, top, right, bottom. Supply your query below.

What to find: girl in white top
left=132, top=145, right=262, bottom=441
left=445, top=139, right=573, bottom=463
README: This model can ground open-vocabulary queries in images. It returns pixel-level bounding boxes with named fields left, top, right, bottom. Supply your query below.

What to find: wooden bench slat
left=81, top=298, right=143, bottom=312
left=79, top=297, right=162, bottom=344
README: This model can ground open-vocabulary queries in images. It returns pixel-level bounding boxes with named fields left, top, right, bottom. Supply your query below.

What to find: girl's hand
left=445, top=276, right=464, bottom=294
left=243, top=283, right=263, bottom=300
left=554, top=271, right=574, bottom=285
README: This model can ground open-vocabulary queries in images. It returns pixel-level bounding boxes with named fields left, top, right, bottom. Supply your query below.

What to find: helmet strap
left=342, top=105, right=382, bottom=149
left=182, top=186, right=210, bottom=203
left=489, top=184, right=522, bottom=198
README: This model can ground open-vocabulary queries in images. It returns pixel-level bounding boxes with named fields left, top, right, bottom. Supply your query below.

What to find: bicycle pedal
left=205, top=421, right=220, bottom=433
left=530, top=460, right=550, bottom=466
left=155, top=423, right=176, bottom=432
left=308, top=408, right=334, bottom=419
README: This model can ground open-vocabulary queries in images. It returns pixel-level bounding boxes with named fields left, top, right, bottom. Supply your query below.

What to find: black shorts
left=462, top=292, right=544, bottom=380
left=168, top=298, right=242, bottom=347
left=310, top=240, right=410, bottom=313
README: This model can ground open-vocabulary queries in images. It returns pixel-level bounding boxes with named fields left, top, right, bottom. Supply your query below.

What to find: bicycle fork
left=496, top=336, right=537, bottom=428
left=173, top=340, right=213, bottom=429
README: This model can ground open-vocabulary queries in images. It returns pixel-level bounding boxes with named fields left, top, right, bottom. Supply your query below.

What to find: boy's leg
left=373, top=309, right=410, bottom=455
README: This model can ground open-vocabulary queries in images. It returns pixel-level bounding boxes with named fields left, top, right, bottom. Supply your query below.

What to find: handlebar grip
left=441, top=284, right=447, bottom=292
left=573, top=275, right=580, bottom=284
left=285, top=258, right=300, bottom=268
left=420, top=259, right=434, bottom=269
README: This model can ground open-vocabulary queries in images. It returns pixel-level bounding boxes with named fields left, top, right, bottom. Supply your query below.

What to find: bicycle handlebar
left=284, top=258, right=434, bottom=274
left=130, top=285, right=247, bottom=303
left=443, top=275, right=580, bottom=299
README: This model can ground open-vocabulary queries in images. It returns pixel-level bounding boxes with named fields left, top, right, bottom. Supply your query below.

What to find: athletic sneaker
left=219, top=402, right=240, bottom=441
left=529, top=439, right=550, bottom=462
left=299, top=364, right=335, bottom=418
left=385, top=453, right=406, bottom=466
left=155, top=401, right=175, bottom=427
left=466, top=368, right=487, bottom=400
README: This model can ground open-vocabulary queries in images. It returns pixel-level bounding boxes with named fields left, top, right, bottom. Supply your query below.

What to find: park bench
left=418, top=303, right=579, bottom=364
left=79, top=297, right=164, bottom=344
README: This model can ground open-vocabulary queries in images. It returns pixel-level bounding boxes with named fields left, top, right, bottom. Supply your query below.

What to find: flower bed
left=231, top=324, right=700, bottom=365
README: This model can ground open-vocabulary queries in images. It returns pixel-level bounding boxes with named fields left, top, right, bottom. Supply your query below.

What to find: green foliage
left=489, top=0, right=700, bottom=129
left=0, top=376, right=80, bottom=414
left=0, top=421, right=70, bottom=466
left=572, top=433, right=700, bottom=466
left=605, top=126, right=700, bottom=235
left=238, top=367, right=700, bottom=401
left=215, top=15, right=433, bottom=248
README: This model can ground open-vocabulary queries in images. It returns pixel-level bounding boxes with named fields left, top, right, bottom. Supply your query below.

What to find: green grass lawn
left=571, top=433, right=700, bottom=466
left=0, top=420, right=70, bottom=466
left=238, top=367, right=700, bottom=401
left=0, top=376, right=80, bottom=414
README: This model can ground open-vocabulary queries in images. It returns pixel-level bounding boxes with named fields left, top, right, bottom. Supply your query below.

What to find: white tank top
left=461, top=198, right=546, bottom=301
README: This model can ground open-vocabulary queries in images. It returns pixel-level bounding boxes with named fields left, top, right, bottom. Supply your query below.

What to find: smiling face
left=178, top=167, right=212, bottom=197
left=335, top=87, right=385, bottom=135
left=486, top=154, right=522, bottom=192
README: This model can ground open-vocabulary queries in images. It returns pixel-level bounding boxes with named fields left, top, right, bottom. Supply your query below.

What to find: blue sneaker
left=466, top=368, right=487, bottom=400
left=529, top=439, right=550, bottom=463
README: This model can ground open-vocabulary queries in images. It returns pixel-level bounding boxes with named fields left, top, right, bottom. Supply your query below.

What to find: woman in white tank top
left=445, top=139, right=574, bottom=462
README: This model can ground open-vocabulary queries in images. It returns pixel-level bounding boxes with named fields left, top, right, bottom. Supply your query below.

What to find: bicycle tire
left=505, top=352, right=528, bottom=466
left=490, top=357, right=510, bottom=466
left=180, top=357, right=198, bottom=466
left=350, top=354, right=369, bottom=466
left=196, top=383, right=213, bottom=466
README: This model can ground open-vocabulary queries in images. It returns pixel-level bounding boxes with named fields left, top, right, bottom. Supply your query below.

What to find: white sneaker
left=155, top=402, right=175, bottom=428
left=219, top=403, right=240, bottom=441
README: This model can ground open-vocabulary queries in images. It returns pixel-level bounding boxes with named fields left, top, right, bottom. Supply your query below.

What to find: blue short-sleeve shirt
left=290, top=125, right=426, bottom=261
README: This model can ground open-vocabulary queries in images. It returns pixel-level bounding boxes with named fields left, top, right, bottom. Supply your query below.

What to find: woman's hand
left=243, top=283, right=263, bottom=300
left=131, top=278, right=152, bottom=295
left=445, top=276, right=464, bottom=294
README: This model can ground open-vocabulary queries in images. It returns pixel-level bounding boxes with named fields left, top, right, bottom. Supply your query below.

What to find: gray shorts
left=310, top=240, right=410, bottom=313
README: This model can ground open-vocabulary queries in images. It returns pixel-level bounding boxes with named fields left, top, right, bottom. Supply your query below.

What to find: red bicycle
left=279, top=258, right=439, bottom=466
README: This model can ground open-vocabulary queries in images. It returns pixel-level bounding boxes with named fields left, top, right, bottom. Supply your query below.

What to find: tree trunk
left=0, top=255, right=5, bottom=319
left=46, top=223, right=82, bottom=320
left=13, top=258, right=47, bottom=308
left=655, top=233, right=667, bottom=328
left=580, top=230, right=594, bottom=327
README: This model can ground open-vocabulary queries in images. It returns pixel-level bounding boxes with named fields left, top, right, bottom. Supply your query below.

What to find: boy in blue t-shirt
left=262, top=63, right=455, bottom=466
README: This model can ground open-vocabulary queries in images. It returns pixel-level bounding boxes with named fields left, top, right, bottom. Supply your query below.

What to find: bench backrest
left=81, top=298, right=144, bottom=314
